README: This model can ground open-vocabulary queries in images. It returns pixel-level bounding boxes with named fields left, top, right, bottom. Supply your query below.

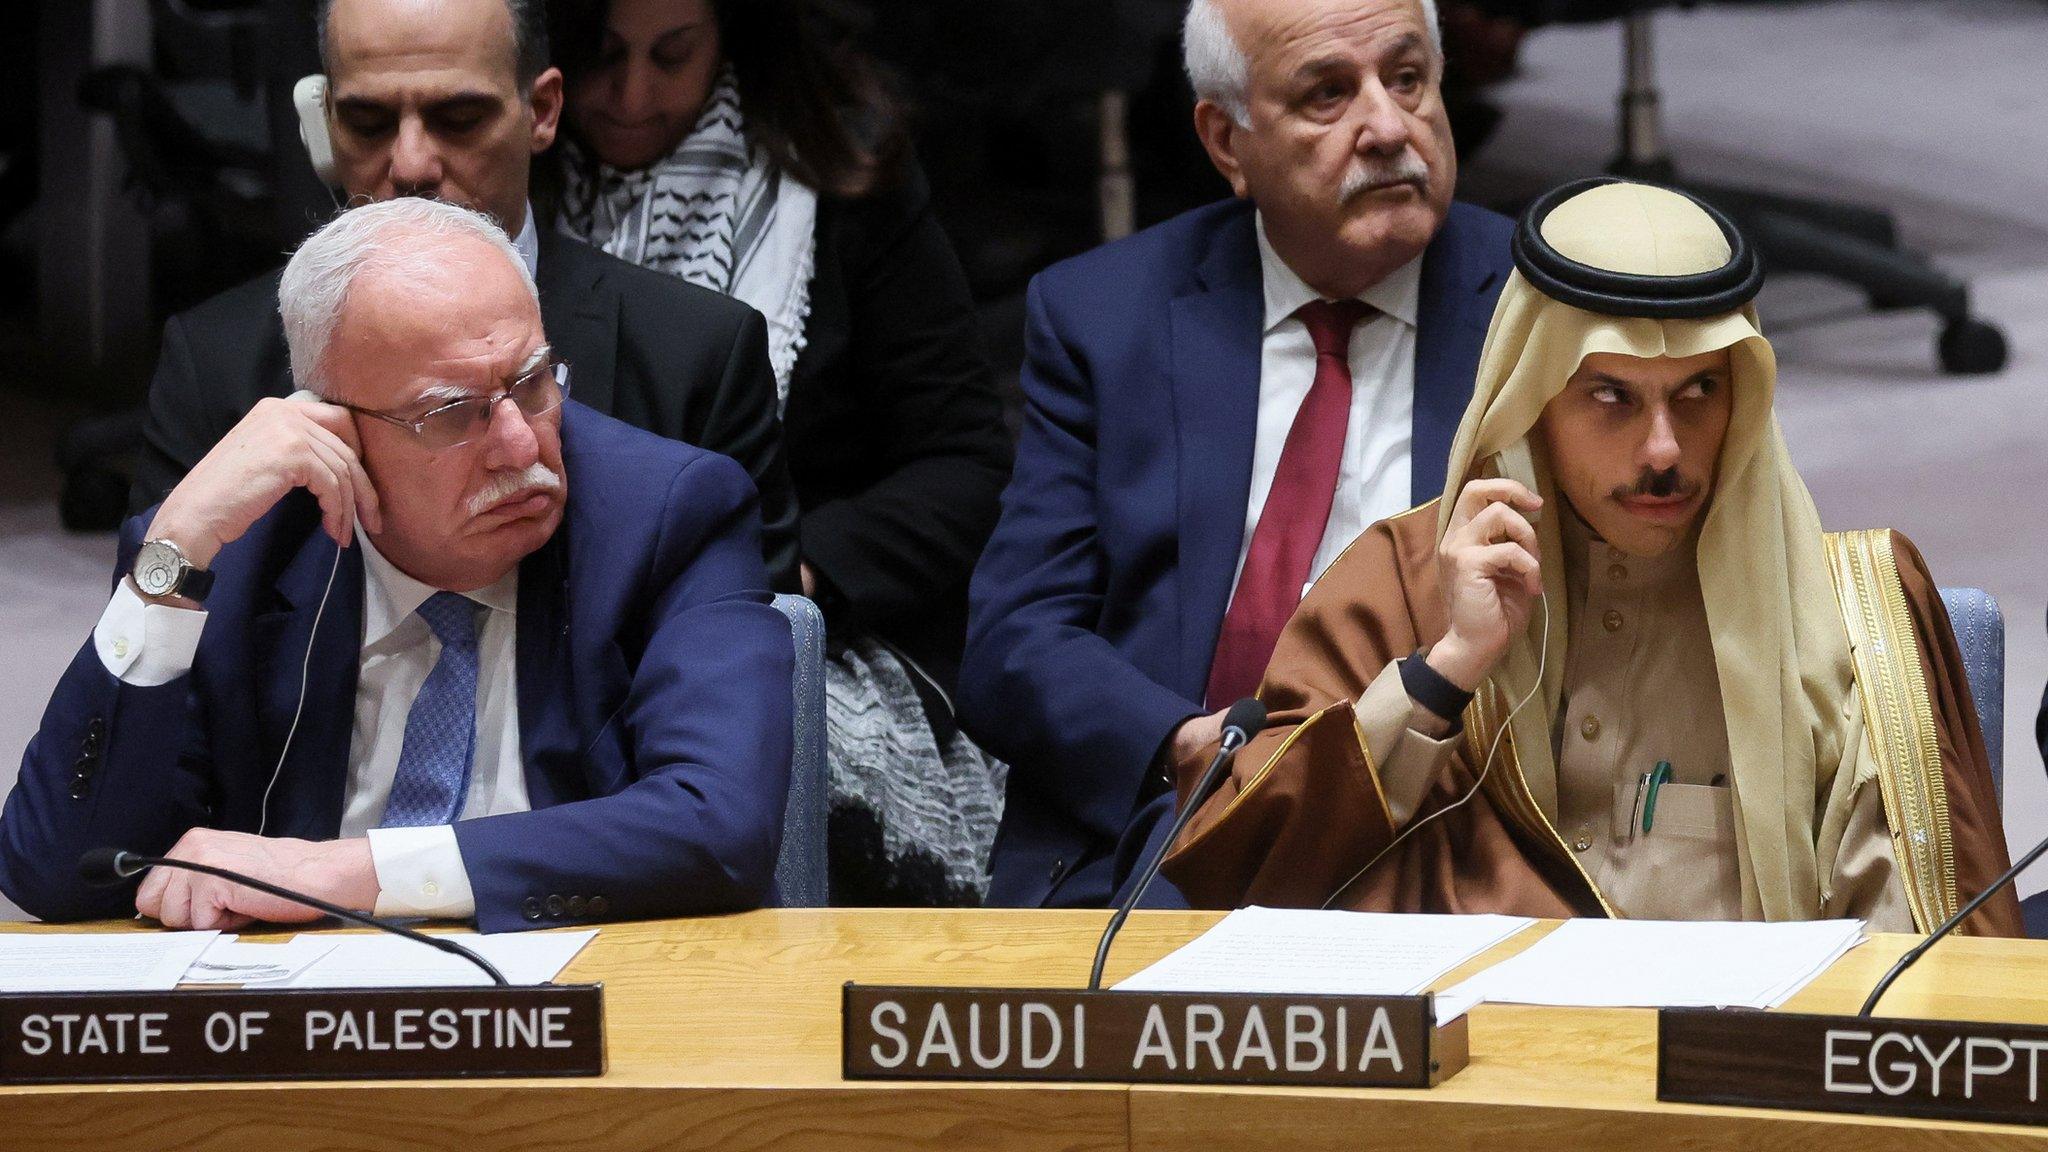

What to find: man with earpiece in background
left=130, top=0, right=800, bottom=590
left=1, top=198, right=793, bottom=933
left=1161, top=180, right=2019, bottom=937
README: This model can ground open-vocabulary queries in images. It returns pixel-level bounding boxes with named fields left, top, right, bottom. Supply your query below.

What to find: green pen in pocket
left=1640, top=760, right=1674, bottom=835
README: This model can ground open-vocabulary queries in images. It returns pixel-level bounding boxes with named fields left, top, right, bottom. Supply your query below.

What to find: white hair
left=1183, top=0, right=1443, bottom=128
left=278, top=198, right=538, bottom=396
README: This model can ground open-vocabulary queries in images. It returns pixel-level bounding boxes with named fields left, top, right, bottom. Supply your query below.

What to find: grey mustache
left=1341, top=153, right=1431, bottom=200
left=465, top=463, right=562, bottom=517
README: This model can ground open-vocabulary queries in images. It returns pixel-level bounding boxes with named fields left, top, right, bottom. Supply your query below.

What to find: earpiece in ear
left=292, top=74, right=337, bottom=186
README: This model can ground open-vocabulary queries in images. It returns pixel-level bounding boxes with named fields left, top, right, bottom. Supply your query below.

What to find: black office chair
left=1511, top=0, right=2008, bottom=374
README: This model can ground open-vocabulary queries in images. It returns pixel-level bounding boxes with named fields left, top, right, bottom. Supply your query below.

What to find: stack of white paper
left=1442, top=918, right=1865, bottom=1010
left=182, top=935, right=340, bottom=986
left=0, top=931, right=221, bottom=992
left=280, top=929, right=599, bottom=988
left=1114, top=907, right=1533, bottom=1002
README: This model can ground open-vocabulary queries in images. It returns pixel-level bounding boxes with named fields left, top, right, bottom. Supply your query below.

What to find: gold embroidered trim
left=1464, top=682, right=1616, bottom=917
left=1824, top=529, right=1957, bottom=931
left=1204, top=702, right=1353, bottom=830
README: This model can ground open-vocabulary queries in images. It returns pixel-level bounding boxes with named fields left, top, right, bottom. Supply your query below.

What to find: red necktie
left=1205, top=299, right=1374, bottom=710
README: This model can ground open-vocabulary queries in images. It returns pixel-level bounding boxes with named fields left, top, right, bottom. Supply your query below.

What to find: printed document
left=1115, top=907, right=1532, bottom=998
left=281, top=929, right=598, bottom=988
left=1442, top=918, right=1865, bottom=1010
left=0, top=931, right=220, bottom=992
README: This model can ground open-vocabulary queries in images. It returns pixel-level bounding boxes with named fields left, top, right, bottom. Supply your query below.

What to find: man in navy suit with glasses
left=1, top=198, right=792, bottom=933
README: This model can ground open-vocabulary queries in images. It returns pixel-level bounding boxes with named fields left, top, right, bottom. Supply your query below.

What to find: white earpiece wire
left=255, top=537, right=343, bottom=837
left=1320, top=590, right=1552, bottom=910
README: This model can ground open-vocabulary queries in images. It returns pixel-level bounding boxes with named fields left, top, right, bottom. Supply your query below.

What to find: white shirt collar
left=1255, top=211, right=1422, bottom=334
left=357, top=529, right=519, bottom=650
left=512, top=200, right=540, bottom=278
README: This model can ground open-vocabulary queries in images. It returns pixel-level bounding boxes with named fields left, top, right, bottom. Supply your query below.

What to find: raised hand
left=1427, top=478, right=1544, bottom=691
left=144, top=394, right=383, bottom=572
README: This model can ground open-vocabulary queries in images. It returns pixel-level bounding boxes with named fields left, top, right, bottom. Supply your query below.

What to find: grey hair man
left=1184, top=0, right=1454, bottom=299
left=957, top=0, right=1514, bottom=909
left=3, top=196, right=793, bottom=932
left=130, top=0, right=800, bottom=592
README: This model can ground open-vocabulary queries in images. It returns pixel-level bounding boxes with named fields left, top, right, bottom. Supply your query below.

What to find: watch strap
left=1399, top=649, right=1473, bottom=731
left=178, top=564, right=215, bottom=602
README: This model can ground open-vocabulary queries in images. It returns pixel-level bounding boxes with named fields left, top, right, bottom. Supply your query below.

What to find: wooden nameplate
left=843, top=984, right=1465, bottom=1088
left=0, top=984, right=605, bottom=1084
left=1660, top=1007, right=2048, bottom=1126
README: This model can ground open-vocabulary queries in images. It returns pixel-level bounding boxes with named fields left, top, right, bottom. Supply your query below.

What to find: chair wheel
left=1938, top=318, right=2008, bottom=375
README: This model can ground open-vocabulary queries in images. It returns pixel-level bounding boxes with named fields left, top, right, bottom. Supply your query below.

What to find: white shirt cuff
left=94, top=579, right=208, bottom=686
left=367, top=826, right=478, bottom=919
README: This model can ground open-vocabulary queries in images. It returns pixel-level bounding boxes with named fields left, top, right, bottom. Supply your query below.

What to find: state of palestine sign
left=0, top=985, right=604, bottom=1083
left=842, top=985, right=1466, bottom=1088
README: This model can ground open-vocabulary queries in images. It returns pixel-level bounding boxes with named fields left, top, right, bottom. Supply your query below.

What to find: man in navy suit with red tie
left=958, top=0, right=1515, bottom=908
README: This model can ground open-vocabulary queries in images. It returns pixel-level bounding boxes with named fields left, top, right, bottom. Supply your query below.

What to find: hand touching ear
left=1429, top=478, right=1544, bottom=691
left=144, top=395, right=384, bottom=573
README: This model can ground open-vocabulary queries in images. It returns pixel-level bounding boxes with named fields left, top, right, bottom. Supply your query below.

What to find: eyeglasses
left=343, top=354, right=571, bottom=450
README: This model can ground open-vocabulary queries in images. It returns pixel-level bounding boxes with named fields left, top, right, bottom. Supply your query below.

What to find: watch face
left=135, top=542, right=182, bottom=597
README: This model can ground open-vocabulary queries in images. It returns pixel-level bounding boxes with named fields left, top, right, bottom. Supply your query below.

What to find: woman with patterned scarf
left=543, top=0, right=1015, bottom=907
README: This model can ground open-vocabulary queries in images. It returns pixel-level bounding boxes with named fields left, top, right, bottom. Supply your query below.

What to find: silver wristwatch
left=132, top=539, right=214, bottom=601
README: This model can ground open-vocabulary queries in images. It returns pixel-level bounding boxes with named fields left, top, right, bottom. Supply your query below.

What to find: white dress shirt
left=1232, top=214, right=1421, bottom=599
left=511, top=201, right=539, bottom=278
left=92, top=532, right=532, bottom=921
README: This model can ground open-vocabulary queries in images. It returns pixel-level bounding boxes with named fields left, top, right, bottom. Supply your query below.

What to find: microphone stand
left=1087, top=700, right=1266, bottom=991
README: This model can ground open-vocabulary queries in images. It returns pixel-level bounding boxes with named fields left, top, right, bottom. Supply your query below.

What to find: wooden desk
left=3, top=911, right=2047, bottom=1150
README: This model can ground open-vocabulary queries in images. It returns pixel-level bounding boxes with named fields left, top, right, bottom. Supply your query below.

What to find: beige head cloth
left=1437, top=182, right=1858, bottom=921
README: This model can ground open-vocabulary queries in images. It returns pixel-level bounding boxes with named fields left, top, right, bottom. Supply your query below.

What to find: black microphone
left=1859, top=830, right=2048, bottom=1016
left=79, top=847, right=509, bottom=986
left=1087, top=698, right=1268, bottom=991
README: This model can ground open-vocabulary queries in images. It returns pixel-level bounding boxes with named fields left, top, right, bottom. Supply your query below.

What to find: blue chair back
left=1939, top=587, right=2003, bottom=809
left=771, top=594, right=830, bottom=907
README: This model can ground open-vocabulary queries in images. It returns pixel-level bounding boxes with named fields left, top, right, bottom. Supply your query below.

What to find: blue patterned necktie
left=380, top=591, right=480, bottom=828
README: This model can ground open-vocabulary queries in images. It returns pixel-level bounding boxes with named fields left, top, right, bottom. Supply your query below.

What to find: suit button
left=521, top=897, right=543, bottom=921
left=1580, top=715, right=1602, bottom=741
left=567, top=895, right=588, bottom=917
left=588, top=896, right=609, bottom=917
left=1049, top=858, right=1066, bottom=883
left=545, top=894, right=567, bottom=918
left=69, top=785, right=88, bottom=801
left=87, top=718, right=105, bottom=741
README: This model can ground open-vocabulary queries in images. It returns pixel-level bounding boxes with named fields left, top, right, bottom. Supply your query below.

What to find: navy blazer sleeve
left=956, top=275, right=1203, bottom=844
left=0, top=519, right=219, bottom=920
left=452, top=452, right=794, bottom=933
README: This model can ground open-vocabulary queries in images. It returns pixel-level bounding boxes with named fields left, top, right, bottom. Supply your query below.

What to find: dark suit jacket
left=130, top=228, right=801, bottom=590
left=959, top=198, right=1515, bottom=908
left=5, top=403, right=794, bottom=934
left=772, top=162, right=1012, bottom=690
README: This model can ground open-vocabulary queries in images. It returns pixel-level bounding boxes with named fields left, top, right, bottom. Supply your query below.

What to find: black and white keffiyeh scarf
left=558, top=71, right=1009, bottom=905
left=558, top=66, right=817, bottom=405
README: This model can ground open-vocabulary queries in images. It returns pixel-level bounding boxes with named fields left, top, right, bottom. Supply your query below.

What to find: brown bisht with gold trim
left=1161, top=182, right=2017, bottom=936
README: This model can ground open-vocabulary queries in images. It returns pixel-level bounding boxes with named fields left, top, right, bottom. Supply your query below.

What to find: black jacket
left=130, top=228, right=800, bottom=589
left=781, top=164, right=1013, bottom=691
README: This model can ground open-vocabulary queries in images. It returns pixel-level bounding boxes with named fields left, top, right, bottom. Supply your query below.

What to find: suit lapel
left=514, top=503, right=575, bottom=811
left=1171, top=206, right=1265, bottom=694
left=250, top=525, right=363, bottom=840
left=1411, top=209, right=1503, bottom=503
left=537, top=232, right=620, bottom=418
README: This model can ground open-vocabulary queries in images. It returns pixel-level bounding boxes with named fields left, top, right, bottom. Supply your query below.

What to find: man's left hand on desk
left=134, top=829, right=379, bottom=930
